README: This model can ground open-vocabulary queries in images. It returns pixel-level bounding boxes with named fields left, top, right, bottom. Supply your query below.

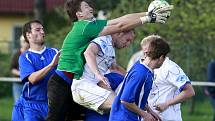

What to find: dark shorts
left=46, top=73, right=85, bottom=121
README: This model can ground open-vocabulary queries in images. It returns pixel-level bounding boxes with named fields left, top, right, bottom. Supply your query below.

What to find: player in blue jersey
left=109, top=35, right=170, bottom=121
left=11, top=20, right=60, bottom=121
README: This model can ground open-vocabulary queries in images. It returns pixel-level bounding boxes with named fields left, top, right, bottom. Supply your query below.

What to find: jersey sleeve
left=120, top=72, right=144, bottom=103
left=91, top=36, right=108, bottom=55
left=167, top=65, right=191, bottom=92
left=19, top=54, right=35, bottom=83
left=83, top=20, right=107, bottom=38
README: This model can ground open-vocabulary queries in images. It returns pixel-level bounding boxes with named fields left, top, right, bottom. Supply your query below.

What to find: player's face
left=114, top=31, right=135, bottom=49
left=28, top=23, right=45, bottom=45
left=79, top=1, right=94, bottom=20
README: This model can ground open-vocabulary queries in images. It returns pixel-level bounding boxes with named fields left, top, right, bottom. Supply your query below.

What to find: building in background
left=0, top=0, right=64, bottom=53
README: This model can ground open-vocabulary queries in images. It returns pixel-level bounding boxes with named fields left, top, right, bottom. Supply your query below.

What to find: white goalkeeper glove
left=140, top=5, right=174, bottom=24
left=140, top=12, right=168, bottom=24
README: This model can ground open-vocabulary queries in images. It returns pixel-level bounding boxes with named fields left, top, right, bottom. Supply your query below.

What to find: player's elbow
left=188, top=84, right=195, bottom=97
left=185, top=85, right=195, bottom=98
left=83, top=49, right=91, bottom=58
left=189, top=87, right=195, bottom=97
left=121, top=100, right=130, bottom=106
left=28, top=76, right=39, bottom=85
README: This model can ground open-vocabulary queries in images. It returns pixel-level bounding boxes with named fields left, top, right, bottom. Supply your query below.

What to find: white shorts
left=71, top=78, right=111, bottom=114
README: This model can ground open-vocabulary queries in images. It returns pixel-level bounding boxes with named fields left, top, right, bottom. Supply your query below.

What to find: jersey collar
left=139, top=59, right=153, bottom=73
left=28, top=46, right=46, bottom=54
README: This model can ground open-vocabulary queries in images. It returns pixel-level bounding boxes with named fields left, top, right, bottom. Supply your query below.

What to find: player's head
left=112, top=30, right=135, bottom=49
left=23, top=20, right=45, bottom=46
left=20, top=35, right=29, bottom=50
left=65, top=0, right=94, bottom=22
left=143, top=35, right=170, bottom=68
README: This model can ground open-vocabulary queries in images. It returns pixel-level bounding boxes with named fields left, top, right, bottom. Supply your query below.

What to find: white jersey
left=81, top=35, right=115, bottom=83
left=148, top=57, right=190, bottom=121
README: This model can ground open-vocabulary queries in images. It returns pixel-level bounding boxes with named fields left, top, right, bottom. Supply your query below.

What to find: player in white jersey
left=71, top=30, right=135, bottom=113
left=139, top=36, right=195, bottom=121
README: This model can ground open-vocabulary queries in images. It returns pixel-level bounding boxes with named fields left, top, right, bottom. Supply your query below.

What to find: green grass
left=182, top=99, right=213, bottom=121
left=0, top=97, right=13, bottom=121
left=0, top=96, right=214, bottom=121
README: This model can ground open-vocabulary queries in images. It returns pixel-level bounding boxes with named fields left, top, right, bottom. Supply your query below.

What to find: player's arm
left=10, top=53, right=20, bottom=76
left=145, top=104, right=161, bottom=121
left=28, top=51, right=60, bottom=84
left=155, top=83, right=195, bottom=112
left=121, top=101, right=155, bottom=121
left=11, top=69, right=20, bottom=76
left=99, top=12, right=146, bottom=36
left=99, top=6, right=173, bottom=36
left=84, top=43, right=110, bottom=88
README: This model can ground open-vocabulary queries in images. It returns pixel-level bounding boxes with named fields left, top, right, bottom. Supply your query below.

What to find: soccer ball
left=148, top=0, right=171, bottom=17
left=148, top=0, right=170, bottom=12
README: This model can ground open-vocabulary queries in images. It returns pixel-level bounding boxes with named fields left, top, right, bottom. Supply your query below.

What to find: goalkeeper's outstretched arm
left=99, top=5, right=173, bottom=36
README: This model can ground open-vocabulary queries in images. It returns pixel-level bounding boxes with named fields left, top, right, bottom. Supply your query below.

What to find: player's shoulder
left=46, top=47, right=58, bottom=52
left=92, top=35, right=111, bottom=45
left=133, top=61, right=152, bottom=75
left=155, top=57, right=178, bottom=77
left=162, top=57, right=179, bottom=69
left=162, top=57, right=186, bottom=76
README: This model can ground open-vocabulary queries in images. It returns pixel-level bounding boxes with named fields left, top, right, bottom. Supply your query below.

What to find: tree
left=34, top=0, right=46, bottom=23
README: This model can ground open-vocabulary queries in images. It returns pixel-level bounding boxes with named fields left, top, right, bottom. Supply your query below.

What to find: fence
left=1, top=77, right=215, bottom=87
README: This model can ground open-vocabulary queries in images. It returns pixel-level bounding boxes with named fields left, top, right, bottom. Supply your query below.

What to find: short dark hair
left=65, top=0, right=94, bottom=22
left=145, top=35, right=170, bottom=60
left=22, top=20, right=42, bottom=43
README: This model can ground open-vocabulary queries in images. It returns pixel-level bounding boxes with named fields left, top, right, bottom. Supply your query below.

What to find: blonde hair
left=140, top=34, right=162, bottom=46
left=142, top=35, right=170, bottom=60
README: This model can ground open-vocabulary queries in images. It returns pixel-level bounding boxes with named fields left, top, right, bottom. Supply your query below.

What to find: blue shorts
left=12, top=97, right=25, bottom=121
left=24, top=100, right=48, bottom=121
left=104, top=72, right=124, bottom=91
left=85, top=109, right=109, bottom=121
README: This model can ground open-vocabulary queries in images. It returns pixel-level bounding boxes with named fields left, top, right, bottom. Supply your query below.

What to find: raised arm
left=28, top=51, right=60, bottom=84
left=99, top=6, right=173, bottom=36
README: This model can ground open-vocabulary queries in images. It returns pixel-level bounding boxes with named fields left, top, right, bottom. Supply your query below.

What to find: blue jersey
left=19, top=47, right=58, bottom=101
left=109, top=60, right=154, bottom=121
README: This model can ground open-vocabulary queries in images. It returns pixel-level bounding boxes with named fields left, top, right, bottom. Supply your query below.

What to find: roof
left=0, top=0, right=65, bottom=14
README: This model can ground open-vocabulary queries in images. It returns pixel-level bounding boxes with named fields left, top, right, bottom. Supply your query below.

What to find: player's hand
left=153, top=5, right=174, bottom=14
left=140, top=5, right=174, bottom=24
left=154, top=103, right=169, bottom=112
left=50, top=50, right=61, bottom=67
left=140, top=12, right=168, bottom=24
left=141, top=111, right=156, bottom=121
left=149, top=12, right=168, bottom=24
left=148, top=110, right=162, bottom=121
left=96, top=74, right=111, bottom=89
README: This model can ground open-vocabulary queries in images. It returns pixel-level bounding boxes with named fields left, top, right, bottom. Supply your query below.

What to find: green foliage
left=93, top=0, right=121, bottom=11
left=110, top=0, right=215, bottom=81
left=44, top=0, right=215, bottom=82
left=0, top=53, right=12, bottom=97
left=0, top=97, right=13, bottom=121
left=44, top=7, right=71, bottom=48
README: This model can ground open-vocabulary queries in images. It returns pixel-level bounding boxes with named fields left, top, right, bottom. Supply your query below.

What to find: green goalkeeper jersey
left=57, top=19, right=107, bottom=79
